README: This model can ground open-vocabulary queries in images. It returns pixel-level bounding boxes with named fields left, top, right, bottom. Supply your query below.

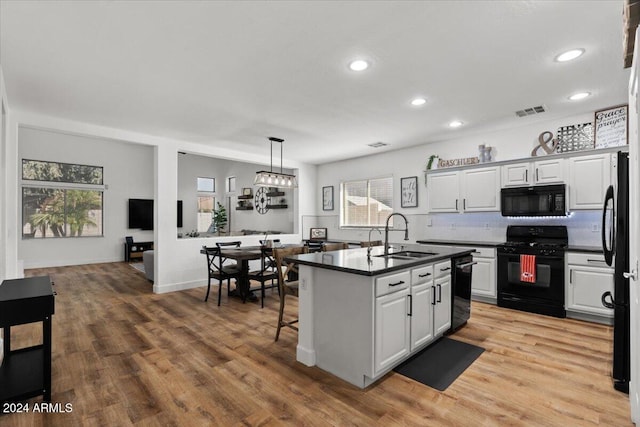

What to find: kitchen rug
left=393, top=337, right=484, bottom=391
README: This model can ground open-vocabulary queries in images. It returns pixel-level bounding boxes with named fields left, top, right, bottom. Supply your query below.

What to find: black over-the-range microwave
left=500, top=184, right=567, bottom=217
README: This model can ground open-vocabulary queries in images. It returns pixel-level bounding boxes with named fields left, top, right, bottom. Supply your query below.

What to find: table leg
left=3, top=326, right=9, bottom=354
left=43, top=317, right=52, bottom=402
left=239, top=260, right=250, bottom=302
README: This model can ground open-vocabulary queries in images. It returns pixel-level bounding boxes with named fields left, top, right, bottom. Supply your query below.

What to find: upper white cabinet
left=427, top=166, right=500, bottom=213
left=568, top=153, right=612, bottom=210
left=426, top=170, right=459, bottom=212
left=501, top=159, right=565, bottom=187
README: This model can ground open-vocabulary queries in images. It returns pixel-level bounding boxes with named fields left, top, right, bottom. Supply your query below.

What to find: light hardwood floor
left=0, top=262, right=632, bottom=426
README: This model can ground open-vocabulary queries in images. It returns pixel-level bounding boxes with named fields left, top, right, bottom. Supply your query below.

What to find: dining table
left=200, top=243, right=314, bottom=303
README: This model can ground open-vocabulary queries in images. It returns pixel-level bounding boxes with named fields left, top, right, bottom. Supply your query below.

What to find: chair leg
left=205, top=276, right=211, bottom=302
left=275, top=294, right=285, bottom=341
left=217, top=278, right=223, bottom=306
left=261, top=280, right=265, bottom=309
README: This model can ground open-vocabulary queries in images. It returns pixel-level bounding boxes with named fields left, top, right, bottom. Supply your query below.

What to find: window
left=21, top=159, right=104, bottom=238
left=196, top=177, right=215, bottom=232
left=226, top=176, right=236, bottom=193
left=341, top=177, right=393, bottom=227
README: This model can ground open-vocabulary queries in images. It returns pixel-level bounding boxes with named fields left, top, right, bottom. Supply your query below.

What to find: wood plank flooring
left=0, top=262, right=631, bottom=426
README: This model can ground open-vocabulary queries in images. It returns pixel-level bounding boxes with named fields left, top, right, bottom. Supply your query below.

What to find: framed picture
left=401, top=176, right=418, bottom=208
left=595, top=104, right=628, bottom=148
left=322, top=186, right=334, bottom=211
left=242, top=187, right=252, bottom=196
left=310, top=227, right=327, bottom=240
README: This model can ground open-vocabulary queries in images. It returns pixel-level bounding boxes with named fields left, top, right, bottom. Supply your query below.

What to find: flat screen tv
left=128, top=198, right=153, bottom=230
left=177, top=200, right=183, bottom=228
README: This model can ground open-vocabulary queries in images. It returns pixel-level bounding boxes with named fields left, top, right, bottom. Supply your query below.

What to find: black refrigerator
left=601, top=151, right=630, bottom=394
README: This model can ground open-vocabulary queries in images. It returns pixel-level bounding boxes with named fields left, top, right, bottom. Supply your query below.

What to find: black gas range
left=497, top=226, right=568, bottom=318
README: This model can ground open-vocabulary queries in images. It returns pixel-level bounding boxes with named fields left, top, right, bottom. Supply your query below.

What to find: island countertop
left=286, top=244, right=473, bottom=276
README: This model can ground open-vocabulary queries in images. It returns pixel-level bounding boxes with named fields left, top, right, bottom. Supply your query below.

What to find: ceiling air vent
left=515, top=105, right=546, bottom=117
left=368, top=142, right=388, bottom=148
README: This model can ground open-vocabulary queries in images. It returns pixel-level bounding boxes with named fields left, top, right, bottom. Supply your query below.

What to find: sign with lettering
left=437, top=157, right=480, bottom=168
left=594, top=105, right=628, bottom=148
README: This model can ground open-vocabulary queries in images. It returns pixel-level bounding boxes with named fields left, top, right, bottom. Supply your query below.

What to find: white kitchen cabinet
left=374, top=287, right=411, bottom=374
left=568, top=153, right=612, bottom=210
left=433, top=276, right=452, bottom=336
left=427, top=167, right=500, bottom=213
left=470, top=247, right=496, bottom=300
left=501, top=159, right=564, bottom=187
left=426, top=170, right=459, bottom=212
left=566, top=252, right=614, bottom=320
left=460, top=167, right=501, bottom=211
left=410, top=282, right=434, bottom=351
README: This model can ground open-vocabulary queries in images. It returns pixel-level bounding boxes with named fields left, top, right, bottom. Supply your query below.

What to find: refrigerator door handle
left=601, top=291, right=615, bottom=309
left=602, top=185, right=615, bottom=266
left=623, top=270, right=637, bottom=280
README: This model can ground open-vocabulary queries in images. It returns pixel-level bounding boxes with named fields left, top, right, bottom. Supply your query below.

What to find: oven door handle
left=456, top=261, right=478, bottom=268
left=601, top=291, right=615, bottom=309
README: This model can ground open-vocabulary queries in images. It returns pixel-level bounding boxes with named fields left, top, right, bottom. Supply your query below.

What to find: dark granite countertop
left=567, top=246, right=603, bottom=253
left=287, top=244, right=473, bottom=276
left=415, top=239, right=501, bottom=248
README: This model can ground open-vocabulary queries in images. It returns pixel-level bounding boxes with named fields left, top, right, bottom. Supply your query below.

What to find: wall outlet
left=591, top=223, right=600, bottom=232
left=484, top=223, right=490, bottom=230
left=449, top=223, right=456, bottom=230
left=300, top=278, right=307, bottom=290
left=426, top=217, right=433, bottom=227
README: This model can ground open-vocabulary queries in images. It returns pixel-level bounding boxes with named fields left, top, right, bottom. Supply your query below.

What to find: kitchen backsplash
left=303, top=210, right=603, bottom=248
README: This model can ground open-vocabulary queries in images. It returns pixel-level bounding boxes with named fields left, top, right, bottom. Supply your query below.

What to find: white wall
left=315, top=111, right=607, bottom=247
left=18, top=126, right=154, bottom=268
left=177, top=153, right=294, bottom=235
left=0, top=65, right=7, bottom=281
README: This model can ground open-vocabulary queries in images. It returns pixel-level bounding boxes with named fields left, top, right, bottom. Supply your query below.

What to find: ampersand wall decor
left=531, top=131, right=559, bottom=156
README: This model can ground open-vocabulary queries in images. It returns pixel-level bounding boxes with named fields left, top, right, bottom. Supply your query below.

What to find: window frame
left=21, top=159, right=105, bottom=239
left=339, top=175, right=394, bottom=229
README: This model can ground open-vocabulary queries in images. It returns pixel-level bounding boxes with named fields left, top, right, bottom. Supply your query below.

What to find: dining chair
left=203, top=245, right=242, bottom=306
left=273, top=245, right=309, bottom=341
left=322, top=242, right=349, bottom=252
left=248, top=245, right=279, bottom=308
left=360, top=240, right=383, bottom=248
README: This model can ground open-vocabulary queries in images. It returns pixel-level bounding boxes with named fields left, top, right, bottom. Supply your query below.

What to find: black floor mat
left=393, top=337, right=484, bottom=391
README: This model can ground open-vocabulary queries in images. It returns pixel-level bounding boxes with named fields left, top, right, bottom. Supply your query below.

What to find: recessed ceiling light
left=348, top=60, right=369, bottom=71
left=568, top=92, right=591, bottom=101
left=411, top=97, right=427, bottom=106
left=555, top=48, right=585, bottom=62
left=448, top=120, right=463, bottom=128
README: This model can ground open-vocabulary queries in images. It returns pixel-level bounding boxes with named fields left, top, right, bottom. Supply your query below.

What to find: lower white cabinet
left=375, top=288, right=411, bottom=373
left=433, top=276, right=452, bottom=335
left=470, top=247, right=496, bottom=300
left=566, top=252, right=614, bottom=319
left=374, top=263, right=450, bottom=376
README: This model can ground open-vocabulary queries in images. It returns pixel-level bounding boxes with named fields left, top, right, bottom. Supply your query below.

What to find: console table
left=0, top=276, right=55, bottom=403
left=124, top=241, right=153, bottom=262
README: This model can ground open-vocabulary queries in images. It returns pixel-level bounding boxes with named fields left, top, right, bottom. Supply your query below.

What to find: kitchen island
left=287, top=244, right=473, bottom=388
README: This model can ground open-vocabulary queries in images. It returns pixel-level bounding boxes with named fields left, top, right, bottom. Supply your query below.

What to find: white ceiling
left=0, top=0, right=631, bottom=165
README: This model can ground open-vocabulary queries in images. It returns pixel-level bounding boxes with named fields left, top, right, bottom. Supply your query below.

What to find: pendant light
left=254, top=137, right=298, bottom=188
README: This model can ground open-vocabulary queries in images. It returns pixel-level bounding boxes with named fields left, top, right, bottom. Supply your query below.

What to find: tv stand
left=124, top=241, right=153, bottom=262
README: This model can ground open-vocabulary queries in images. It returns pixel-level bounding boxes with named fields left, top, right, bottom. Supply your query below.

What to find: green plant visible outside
left=212, top=202, right=228, bottom=235
left=29, top=190, right=101, bottom=237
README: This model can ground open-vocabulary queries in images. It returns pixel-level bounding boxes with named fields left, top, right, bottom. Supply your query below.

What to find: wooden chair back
left=215, top=241, right=241, bottom=267
left=273, top=246, right=309, bottom=296
left=322, top=242, right=349, bottom=252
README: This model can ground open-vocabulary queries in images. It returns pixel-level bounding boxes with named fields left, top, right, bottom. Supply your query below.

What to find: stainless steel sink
left=375, top=251, right=437, bottom=260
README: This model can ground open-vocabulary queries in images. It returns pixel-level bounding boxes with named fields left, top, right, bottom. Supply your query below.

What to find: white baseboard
left=296, top=345, right=316, bottom=367
left=153, top=279, right=203, bottom=294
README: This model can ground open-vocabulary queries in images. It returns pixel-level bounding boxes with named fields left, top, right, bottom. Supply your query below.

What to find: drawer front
left=471, top=247, right=495, bottom=258
left=411, top=264, right=434, bottom=284
left=567, top=252, right=610, bottom=268
left=434, top=260, right=452, bottom=278
left=375, top=271, right=411, bottom=297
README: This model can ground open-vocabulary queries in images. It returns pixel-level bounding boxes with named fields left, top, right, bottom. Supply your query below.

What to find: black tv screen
left=177, top=200, right=183, bottom=228
left=128, top=198, right=153, bottom=230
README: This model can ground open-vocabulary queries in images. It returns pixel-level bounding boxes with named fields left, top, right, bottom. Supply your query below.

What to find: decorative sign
left=595, top=105, right=628, bottom=148
left=400, top=176, right=418, bottom=208
left=437, top=157, right=480, bottom=168
left=556, top=123, right=593, bottom=153
left=531, top=131, right=558, bottom=156
left=322, top=186, right=334, bottom=211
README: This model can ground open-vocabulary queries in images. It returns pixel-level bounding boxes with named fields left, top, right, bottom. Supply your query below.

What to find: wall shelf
left=236, top=206, right=254, bottom=210
left=267, top=204, right=288, bottom=209
left=237, top=195, right=253, bottom=200
left=266, top=191, right=285, bottom=197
